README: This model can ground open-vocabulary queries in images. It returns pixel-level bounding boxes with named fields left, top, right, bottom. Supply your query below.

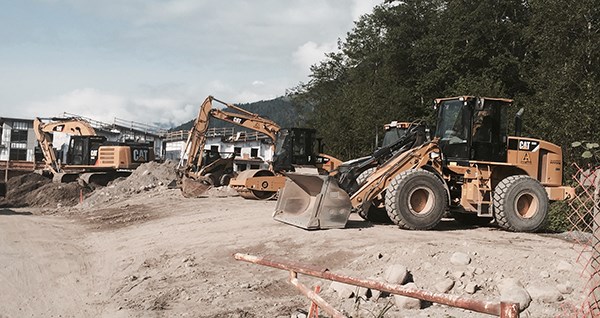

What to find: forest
left=289, top=0, right=599, bottom=166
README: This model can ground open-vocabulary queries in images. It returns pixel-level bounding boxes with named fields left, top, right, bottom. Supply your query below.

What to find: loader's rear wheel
left=385, top=169, right=447, bottom=230
left=493, top=175, right=549, bottom=232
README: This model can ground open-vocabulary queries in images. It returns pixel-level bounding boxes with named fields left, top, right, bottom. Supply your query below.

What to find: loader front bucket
left=273, top=173, right=352, bottom=230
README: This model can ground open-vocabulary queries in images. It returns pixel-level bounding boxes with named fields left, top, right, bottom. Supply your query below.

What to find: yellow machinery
left=34, top=117, right=155, bottom=184
left=274, top=96, right=573, bottom=232
left=178, top=96, right=342, bottom=198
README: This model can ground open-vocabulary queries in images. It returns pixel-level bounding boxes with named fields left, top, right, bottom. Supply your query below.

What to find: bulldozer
left=34, top=117, right=155, bottom=184
left=274, top=96, right=574, bottom=232
left=178, top=96, right=342, bottom=198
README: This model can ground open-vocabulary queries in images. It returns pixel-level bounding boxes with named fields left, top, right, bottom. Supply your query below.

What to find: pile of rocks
left=323, top=251, right=575, bottom=316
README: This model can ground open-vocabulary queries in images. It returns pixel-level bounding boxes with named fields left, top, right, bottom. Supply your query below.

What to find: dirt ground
left=0, top=176, right=592, bottom=318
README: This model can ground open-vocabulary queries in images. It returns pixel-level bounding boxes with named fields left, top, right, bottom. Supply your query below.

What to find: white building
left=164, top=128, right=274, bottom=171
left=0, top=117, right=37, bottom=162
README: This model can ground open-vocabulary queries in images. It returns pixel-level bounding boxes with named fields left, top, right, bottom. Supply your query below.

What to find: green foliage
left=571, top=140, right=600, bottom=163
left=546, top=201, right=571, bottom=232
left=287, top=0, right=599, bottom=163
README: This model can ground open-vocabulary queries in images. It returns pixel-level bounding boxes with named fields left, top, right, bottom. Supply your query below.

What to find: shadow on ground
left=0, top=208, right=33, bottom=216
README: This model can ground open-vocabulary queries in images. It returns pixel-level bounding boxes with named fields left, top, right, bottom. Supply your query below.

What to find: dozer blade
left=273, top=173, right=352, bottom=230
left=181, top=175, right=213, bottom=198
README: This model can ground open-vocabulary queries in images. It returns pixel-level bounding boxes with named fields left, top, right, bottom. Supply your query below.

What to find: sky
left=0, top=0, right=382, bottom=128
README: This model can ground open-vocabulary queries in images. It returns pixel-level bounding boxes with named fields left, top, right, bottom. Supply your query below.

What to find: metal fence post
left=592, top=175, right=600, bottom=315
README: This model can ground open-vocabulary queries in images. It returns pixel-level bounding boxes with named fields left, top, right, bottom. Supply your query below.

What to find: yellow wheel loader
left=354, top=120, right=431, bottom=223
left=179, top=96, right=342, bottom=198
left=274, top=96, right=574, bottom=232
left=34, top=117, right=155, bottom=185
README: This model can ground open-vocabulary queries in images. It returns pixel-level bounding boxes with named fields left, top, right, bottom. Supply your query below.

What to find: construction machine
left=34, top=117, right=155, bottom=184
left=351, top=120, right=427, bottom=223
left=178, top=96, right=342, bottom=198
left=274, top=96, right=573, bottom=232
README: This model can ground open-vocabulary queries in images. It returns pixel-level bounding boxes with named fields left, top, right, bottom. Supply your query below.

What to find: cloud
left=4, top=0, right=382, bottom=128
left=351, top=0, right=382, bottom=21
left=26, top=88, right=190, bottom=128
left=292, top=41, right=339, bottom=76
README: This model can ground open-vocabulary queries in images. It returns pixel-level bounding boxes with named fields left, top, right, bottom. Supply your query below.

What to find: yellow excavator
left=178, top=96, right=342, bottom=198
left=274, top=96, right=574, bottom=232
left=34, top=117, right=155, bottom=184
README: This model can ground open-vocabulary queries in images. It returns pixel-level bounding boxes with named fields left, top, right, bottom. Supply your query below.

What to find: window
left=211, top=145, right=219, bottom=153
left=250, top=148, right=259, bottom=157
left=237, top=163, right=247, bottom=171
left=9, top=148, right=27, bottom=161
left=234, top=147, right=241, bottom=156
left=11, top=129, right=28, bottom=143
left=250, top=164, right=260, bottom=169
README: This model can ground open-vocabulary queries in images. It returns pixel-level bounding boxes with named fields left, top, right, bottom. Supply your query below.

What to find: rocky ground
left=0, top=161, right=593, bottom=317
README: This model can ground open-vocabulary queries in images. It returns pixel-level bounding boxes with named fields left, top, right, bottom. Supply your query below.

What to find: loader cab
left=434, top=96, right=509, bottom=163
left=381, top=121, right=410, bottom=148
left=272, top=128, right=318, bottom=171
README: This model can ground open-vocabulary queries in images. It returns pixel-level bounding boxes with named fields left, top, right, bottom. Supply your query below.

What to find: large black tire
left=219, top=174, right=233, bottom=186
left=493, top=175, right=549, bottom=232
left=356, top=167, right=393, bottom=223
left=356, top=167, right=376, bottom=185
left=356, top=204, right=393, bottom=223
left=385, top=169, right=448, bottom=230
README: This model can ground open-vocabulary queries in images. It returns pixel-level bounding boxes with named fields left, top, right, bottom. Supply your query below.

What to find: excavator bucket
left=273, top=173, right=352, bottom=230
left=180, top=175, right=213, bottom=198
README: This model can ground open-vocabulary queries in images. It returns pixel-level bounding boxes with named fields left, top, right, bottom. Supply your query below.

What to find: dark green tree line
left=290, top=0, right=599, bottom=163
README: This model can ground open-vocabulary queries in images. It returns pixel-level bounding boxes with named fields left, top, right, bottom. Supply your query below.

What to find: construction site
left=0, top=95, right=598, bottom=318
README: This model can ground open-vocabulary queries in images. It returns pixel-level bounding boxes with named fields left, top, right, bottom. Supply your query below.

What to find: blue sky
left=0, top=0, right=381, bottom=127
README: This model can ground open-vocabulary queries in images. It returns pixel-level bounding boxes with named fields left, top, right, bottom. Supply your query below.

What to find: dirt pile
left=79, top=160, right=179, bottom=208
left=0, top=173, right=89, bottom=208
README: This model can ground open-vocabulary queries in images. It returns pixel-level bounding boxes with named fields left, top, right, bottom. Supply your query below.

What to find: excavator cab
left=67, top=135, right=106, bottom=165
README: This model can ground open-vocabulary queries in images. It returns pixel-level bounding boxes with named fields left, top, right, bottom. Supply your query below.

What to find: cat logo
left=133, top=149, right=149, bottom=162
left=521, top=152, right=531, bottom=164
left=519, top=140, right=531, bottom=151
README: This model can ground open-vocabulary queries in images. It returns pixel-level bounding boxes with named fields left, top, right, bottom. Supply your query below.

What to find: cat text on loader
left=274, top=96, right=574, bottom=232
left=178, top=96, right=342, bottom=198
left=34, top=117, right=155, bottom=184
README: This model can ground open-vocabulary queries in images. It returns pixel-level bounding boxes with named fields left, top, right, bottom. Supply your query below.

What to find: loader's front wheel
left=493, top=175, right=549, bottom=232
left=385, top=169, right=447, bottom=230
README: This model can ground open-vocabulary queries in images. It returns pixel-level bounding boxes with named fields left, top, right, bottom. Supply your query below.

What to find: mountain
left=171, top=96, right=298, bottom=132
